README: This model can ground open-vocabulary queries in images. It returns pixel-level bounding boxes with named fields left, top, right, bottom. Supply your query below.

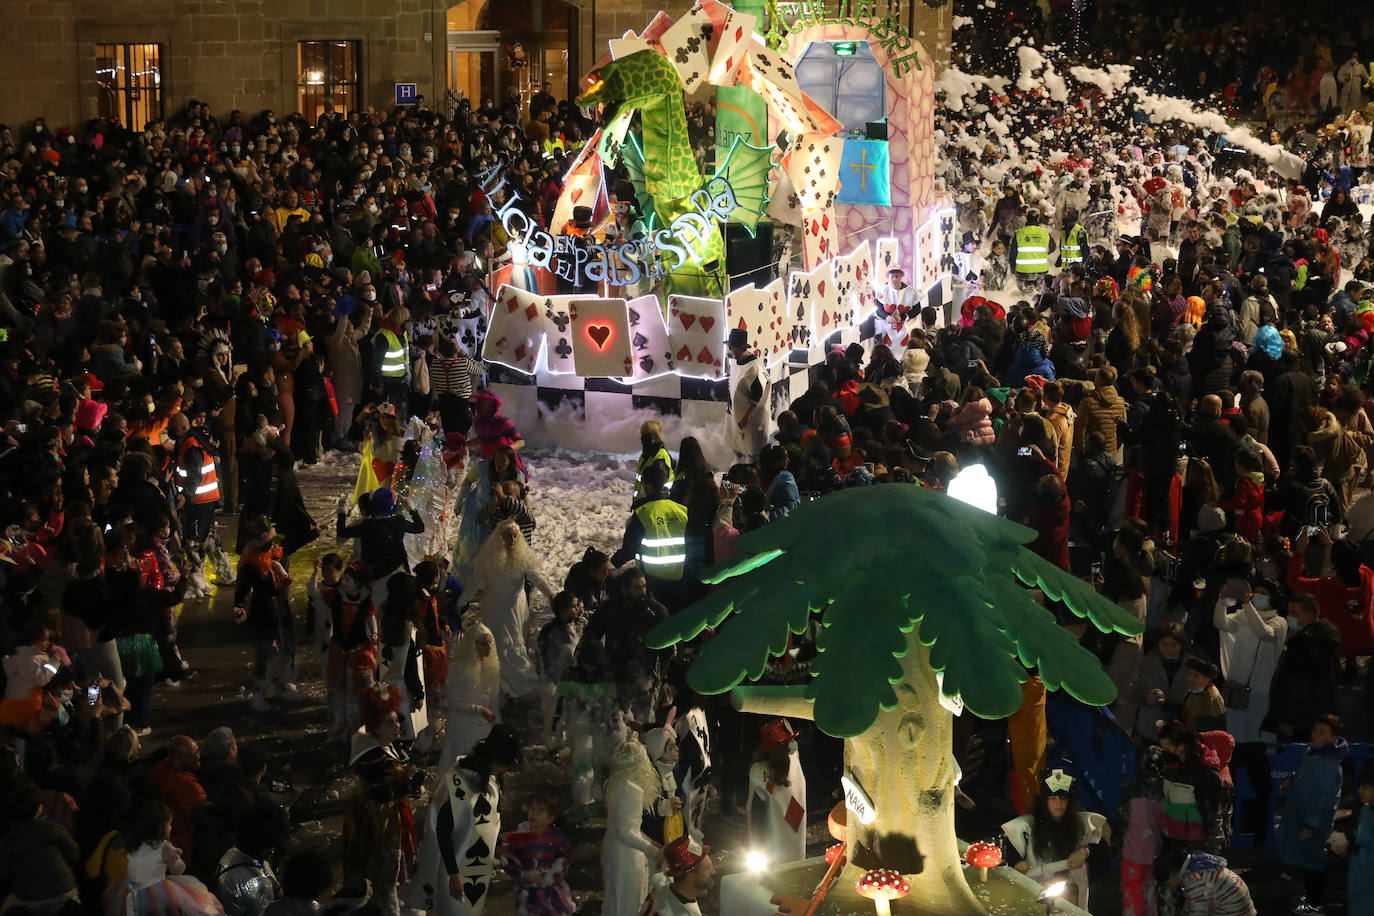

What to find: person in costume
left=641, top=723, right=685, bottom=847
left=1002, top=769, right=1109, bottom=910
left=231, top=517, right=301, bottom=713
left=440, top=622, right=501, bottom=773
left=311, top=563, right=378, bottom=745
left=404, top=725, right=524, bottom=916
left=413, top=560, right=450, bottom=720
left=601, top=736, right=663, bottom=916
left=453, top=445, right=525, bottom=575
left=746, top=719, right=806, bottom=866
left=107, top=800, right=224, bottom=916
left=352, top=406, right=408, bottom=505
left=726, top=329, right=770, bottom=463
left=499, top=796, right=575, bottom=916
left=377, top=572, right=429, bottom=746
left=463, top=521, right=555, bottom=700
left=559, top=638, right=625, bottom=811
left=336, top=487, right=425, bottom=609
left=469, top=391, right=524, bottom=461
left=637, top=836, right=715, bottom=916
left=343, top=684, right=424, bottom=916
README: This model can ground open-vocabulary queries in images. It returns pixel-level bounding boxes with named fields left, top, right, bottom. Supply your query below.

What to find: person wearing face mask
left=1264, top=594, right=1341, bottom=742
left=1211, top=577, right=1287, bottom=741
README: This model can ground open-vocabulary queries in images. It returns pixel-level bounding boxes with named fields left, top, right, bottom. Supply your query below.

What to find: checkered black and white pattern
left=480, top=277, right=949, bottom=455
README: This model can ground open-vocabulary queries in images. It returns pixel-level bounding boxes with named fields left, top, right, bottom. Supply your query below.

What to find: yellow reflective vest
left=379, top=328, right=408, bottom=378
left=634, top=446, right=675, bottom=496
left=633, top=498, right=689, bottom=581
left=1060, top=224, right=1085, bottom=264
left=1013, top=225, right=1051, bottom=274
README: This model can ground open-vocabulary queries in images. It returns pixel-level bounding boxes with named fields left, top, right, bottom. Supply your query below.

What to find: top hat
left=757, top=718, right=800, bottom=753
left=727, top=328, right=751, bottom=350
left=663, top=836, right=711, bottom=878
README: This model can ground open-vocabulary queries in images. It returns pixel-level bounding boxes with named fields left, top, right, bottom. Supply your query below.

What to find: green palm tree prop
left=647, top=484, right=1142, bottom=913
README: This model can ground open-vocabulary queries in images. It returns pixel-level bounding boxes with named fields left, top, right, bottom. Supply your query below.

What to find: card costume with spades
left=404, top=725, right=524, bottom=916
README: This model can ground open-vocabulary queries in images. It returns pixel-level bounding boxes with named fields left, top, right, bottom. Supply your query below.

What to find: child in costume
left=108, top=800, right=224, bottom=916
left=312, top=564, right=378, bottom=744
left=500, top=796, right=575, bottom=916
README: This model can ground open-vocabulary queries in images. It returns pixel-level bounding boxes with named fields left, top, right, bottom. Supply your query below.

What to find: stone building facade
left=0, top=0, right=948, bottom=129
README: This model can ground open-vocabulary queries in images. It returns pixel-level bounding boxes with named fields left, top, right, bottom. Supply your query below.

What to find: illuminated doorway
left=95, top=43, right=163, bottom=129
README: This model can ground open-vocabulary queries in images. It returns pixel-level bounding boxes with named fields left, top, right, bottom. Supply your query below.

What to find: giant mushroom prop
left=856, top=869, right=909, bottom=916
left=964, top=842, right=1002, bottom=882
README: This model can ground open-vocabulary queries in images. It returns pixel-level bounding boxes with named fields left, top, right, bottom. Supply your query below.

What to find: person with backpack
left=1236, top=275, right=1277, bottom=345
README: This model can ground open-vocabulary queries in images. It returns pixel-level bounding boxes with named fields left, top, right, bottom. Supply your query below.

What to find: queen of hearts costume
left=1001, top=769, right=1108, bottom=910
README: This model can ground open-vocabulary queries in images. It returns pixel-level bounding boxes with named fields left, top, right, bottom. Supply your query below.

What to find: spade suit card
left=625, top=294, right=675, bottom=382
left=726, top=277, right=787, bottom=367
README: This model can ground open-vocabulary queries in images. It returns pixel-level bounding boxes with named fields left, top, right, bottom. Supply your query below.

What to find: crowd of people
left=2, top=11, right=1374, bottom=916
left=959, top=0, right=1371, bottom=127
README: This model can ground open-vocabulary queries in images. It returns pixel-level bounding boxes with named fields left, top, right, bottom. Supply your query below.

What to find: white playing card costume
left=377, top=621, right=429, bottom=741
left=747, top=750, right=807, bottom=865
left=404, top=762, right=502, bottom=916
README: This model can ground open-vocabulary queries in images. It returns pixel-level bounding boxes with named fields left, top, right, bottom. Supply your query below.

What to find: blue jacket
left=1275, top=738, right=1348, bottom=871
left=1005, top=345, right=1056, bottom=389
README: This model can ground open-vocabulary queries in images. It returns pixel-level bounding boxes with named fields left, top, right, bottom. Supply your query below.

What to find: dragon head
left=575, top=50, right=683, bottom=116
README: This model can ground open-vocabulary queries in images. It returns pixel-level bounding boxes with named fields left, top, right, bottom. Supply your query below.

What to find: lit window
left=95, top=44, right=163, bottom=129
left=297, top=40, right=361, bottom=124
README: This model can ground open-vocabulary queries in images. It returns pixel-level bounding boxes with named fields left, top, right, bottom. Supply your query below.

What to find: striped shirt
left=430, top=354, right=481, bottom=397
left=1179, top=854, right=1256, bottom=916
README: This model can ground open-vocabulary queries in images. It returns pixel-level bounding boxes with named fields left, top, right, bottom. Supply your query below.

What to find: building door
left=447, top=30, right=502, bottom=108
left=95, top=43, right=163, bottom=128
left=297, top=40, right=361, bottom=124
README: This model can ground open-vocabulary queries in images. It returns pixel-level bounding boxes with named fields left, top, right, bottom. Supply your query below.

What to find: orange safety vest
left=175, top=434, right=221, bottom=504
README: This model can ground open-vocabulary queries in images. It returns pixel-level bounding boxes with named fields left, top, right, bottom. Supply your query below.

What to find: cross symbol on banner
left=850, top=148, right=876, bottom=191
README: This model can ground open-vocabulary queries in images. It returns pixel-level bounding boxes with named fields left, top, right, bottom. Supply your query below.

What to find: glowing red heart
left=586, top=323, right=612, bottom=350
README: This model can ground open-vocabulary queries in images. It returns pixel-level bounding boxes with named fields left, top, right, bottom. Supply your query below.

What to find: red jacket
left=1219, top=477, right=1263, bottom=543
left=1286, top=555, right=1374, bottom=655
left=152, top=760, right=207, bottom=857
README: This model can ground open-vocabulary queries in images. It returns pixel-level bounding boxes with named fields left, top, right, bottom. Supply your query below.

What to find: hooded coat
left=1275, top=738, right=1350, bottom=872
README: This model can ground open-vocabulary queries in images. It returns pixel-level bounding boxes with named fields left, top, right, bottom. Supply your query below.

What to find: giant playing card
left=568, top=298, right=633, bottom=378
left=787, top=259, right=836, bottom=351
left=483, top=285, right=545, bottom=374
left=624, top=295, right=676, bottom=381
left=726, top=276, right=788, bottom=367
left=668, top=295, right=727, bottom=380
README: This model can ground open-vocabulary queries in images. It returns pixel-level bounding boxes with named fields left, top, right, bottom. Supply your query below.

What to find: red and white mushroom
left=825, top=843, right=845, bottom=866
left=964, top=842, right=1002, bottom=882
left=856, top=868, right=909, bottom=916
